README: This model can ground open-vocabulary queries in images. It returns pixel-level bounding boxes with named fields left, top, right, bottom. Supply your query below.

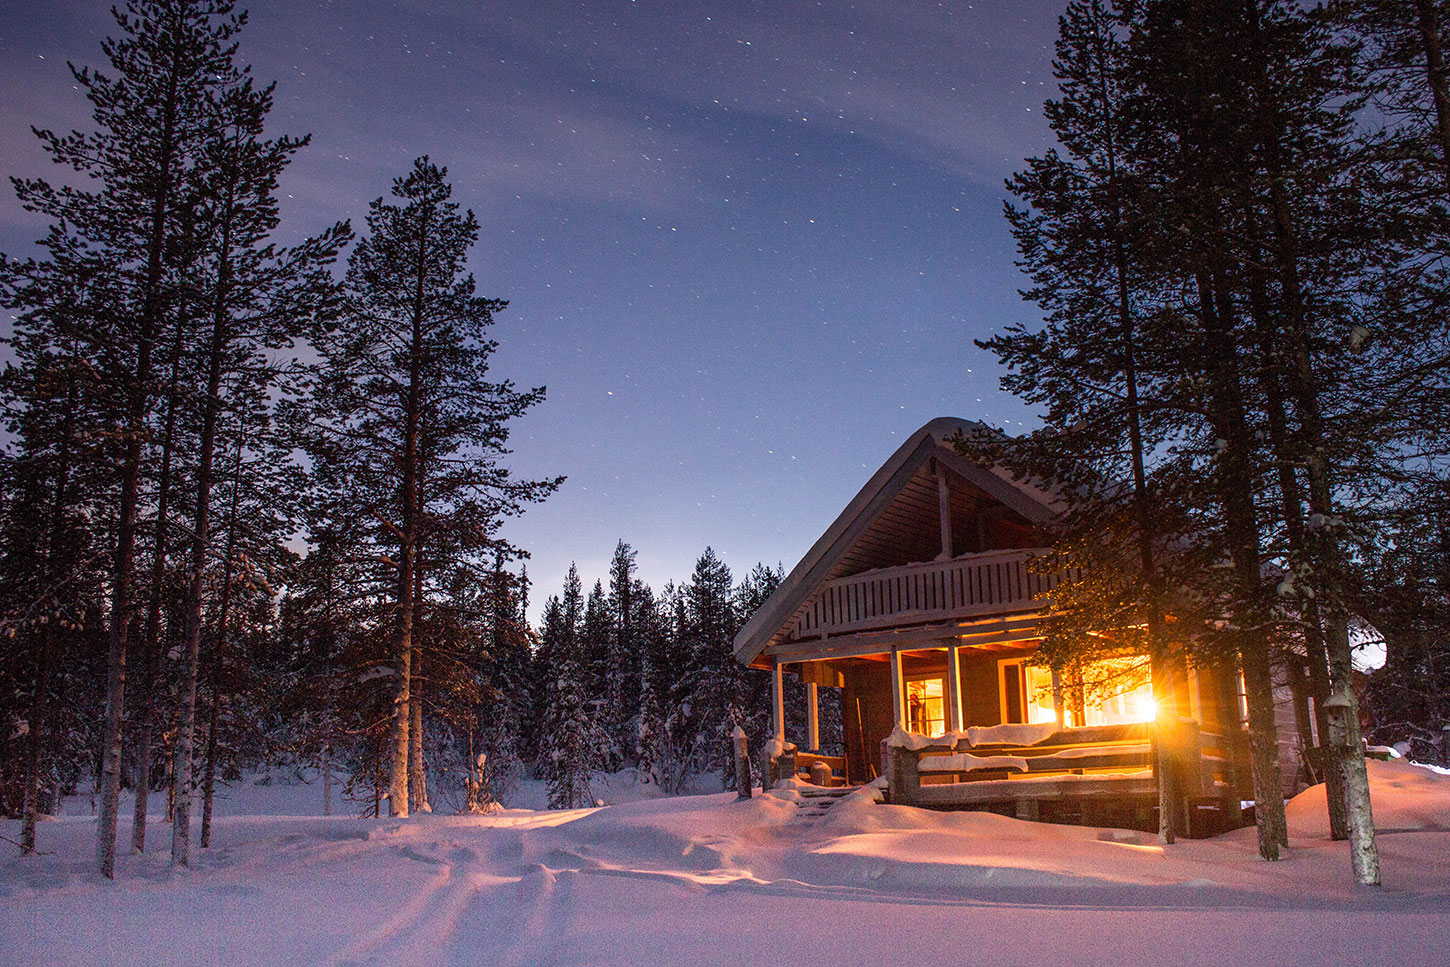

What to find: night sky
left=0, top=0, right=1063, bottom=612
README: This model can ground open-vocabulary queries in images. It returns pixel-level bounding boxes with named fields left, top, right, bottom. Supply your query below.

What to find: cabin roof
left=732, top=417, right=1063, bottom=668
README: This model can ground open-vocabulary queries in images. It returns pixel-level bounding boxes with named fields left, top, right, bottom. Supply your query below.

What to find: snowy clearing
left=3, top=760, right=1449, bottom=967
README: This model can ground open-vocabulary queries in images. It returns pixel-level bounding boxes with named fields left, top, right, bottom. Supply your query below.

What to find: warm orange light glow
left=1069, top=657, right=1156, bottom=726
left=1129, top=694, right=1159, bottom=722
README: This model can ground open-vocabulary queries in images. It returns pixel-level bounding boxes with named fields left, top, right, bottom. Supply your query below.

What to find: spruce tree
left=540, top=567, right=595, bottom=808
left=678, top=548, right=745, bottom=788
left=606, top=541, right=642, bottom=765
left=581, top=580, right=617, bottom=769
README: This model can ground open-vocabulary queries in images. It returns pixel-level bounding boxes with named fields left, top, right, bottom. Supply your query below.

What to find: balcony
left=787, top=547, right=1069, bottom=642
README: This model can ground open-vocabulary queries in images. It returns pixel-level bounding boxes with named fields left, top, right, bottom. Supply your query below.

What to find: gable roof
left=732, top=417, right=1063, bottom=668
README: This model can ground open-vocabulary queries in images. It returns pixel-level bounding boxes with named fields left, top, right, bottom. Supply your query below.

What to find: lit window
left=1001, top=656, right=1157, bottom=728
left=907, top=679, right=946, bottom=736
left=1070, top=657, right=1155, bottom=727
left=1000, top=660, right=1058, bottom=725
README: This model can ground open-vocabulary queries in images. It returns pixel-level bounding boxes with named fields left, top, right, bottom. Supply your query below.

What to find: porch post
left=946, top=642, right=964, bottom=733
left=772, top=658, right=786, bottom=744
left=1051, top=668, right=1065, bottom=729
left=806, top=683, right=820, bottom=752
left=890, top=646, right=906, bottom=730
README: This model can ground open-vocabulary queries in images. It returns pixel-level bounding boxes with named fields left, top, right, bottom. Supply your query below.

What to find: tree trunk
left=408, top=561, right=429, bottom=814
left=20, top=628, right=55, bottom=855
left=165, top=729, right=176, bottom=823
left=1242, top=0, right=1374, bottom=876
left=322, top=741, right=333, bottom=817
left=1414, top=0, right=1450, bottom=187
left=98, top=55, right=182, bottom=879
left=1197, top=267, right=1286, bottom=858
left=172, top=195, right=233, bottom=868
left=132, top=314, right=188, bottom=854
left=387, top=554, right=414, bottom=817
left=201, top=436, right=243, bottom=850
left=388, top=209, right=431, bottom=818
left=1245, top=230, right=1349, bottom=841
left=22, top=368, right=79, bottom=854
left=1272, top=148, right=1382, bottom=885
left=409, top=684, right=428, bottom=814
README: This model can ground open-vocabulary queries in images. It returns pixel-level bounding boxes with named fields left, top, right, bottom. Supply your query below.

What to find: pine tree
left=3, top=0, right=255, bottom=879
left=975, top=0, right=1423, bottom=870
left=0, top=328, right=107, bottom=853
left=978, top=0, right=1203, bottom=845
left=304, top=157, right=559, bottom=817
left=168, top=63, right=348, bottom=868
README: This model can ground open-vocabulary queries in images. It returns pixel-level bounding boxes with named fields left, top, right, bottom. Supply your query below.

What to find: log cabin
left=733, top=418, right=1261, bottom=835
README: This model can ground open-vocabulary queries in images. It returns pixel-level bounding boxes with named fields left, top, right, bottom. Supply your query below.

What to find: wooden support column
left=935, top=460, right=952, bottom=561
left=946, top=642, right=964, bottom=733
left=1051, top=668, right=1065, bottom=729
left=772, top=658, right=786, bottom=743
left=890, top=646, right=906, bottom=730
left=806, top=683, right=820, bottom=752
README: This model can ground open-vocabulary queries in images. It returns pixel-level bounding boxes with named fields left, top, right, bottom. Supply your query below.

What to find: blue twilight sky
left=0, top=0, right=1062, bottom=613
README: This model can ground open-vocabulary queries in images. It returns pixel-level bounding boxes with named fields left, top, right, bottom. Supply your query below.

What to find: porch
left=882, top=720, right=1251, bottom=836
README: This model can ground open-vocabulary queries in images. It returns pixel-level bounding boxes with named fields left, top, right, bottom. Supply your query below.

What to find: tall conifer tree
left=306, top=157, right=558, bottom=817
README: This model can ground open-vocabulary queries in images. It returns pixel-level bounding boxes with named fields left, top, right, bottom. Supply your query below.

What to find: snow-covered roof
left=732, top=418, right=1064, bottom=668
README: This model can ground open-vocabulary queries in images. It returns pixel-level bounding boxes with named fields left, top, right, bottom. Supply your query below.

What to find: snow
left=3, top=760, right=1450, bottom=966
left=889, top=723, right=1063, bottom=750
left=1049, top=743, right=1151, bottom=758
left=886, top=725, right=944, bottom=750
left=965, top=722, right=1060, bottom=746
left=917, top=753, right=1030, bottom=773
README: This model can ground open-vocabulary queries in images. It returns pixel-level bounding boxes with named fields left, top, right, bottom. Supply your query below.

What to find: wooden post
left=946, top=642, right=964, bottom=733
left=886, top=742, right=922, bottom=805
left=806, top=682, right=820, bottom=752
left=890, top=646, right=906, bottom=730
left=772, top=659, right=786, bottom=743
left=733, top=726, right=751, bottom=799
left=936, top=460, right=953, bottom=561
left=1181, top=719, right=1205, bottom=796
left=1187, top=667, right=1205, bottom=724
left=1051, top=668, right=1065, bottom=729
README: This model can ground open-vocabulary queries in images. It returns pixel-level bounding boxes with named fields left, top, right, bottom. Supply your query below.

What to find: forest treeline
left=0, top=0, right=568, bottom=877
left=974, top=0, right=1449, bottom=884
left=0, top=0, right=839, bottom=880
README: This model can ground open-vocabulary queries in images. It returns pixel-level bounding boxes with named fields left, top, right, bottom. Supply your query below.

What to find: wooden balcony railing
left=789, top=548, right=1070, bottom=640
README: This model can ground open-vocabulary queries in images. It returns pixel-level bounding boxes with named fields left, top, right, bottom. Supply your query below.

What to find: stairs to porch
left=786, top=786, right=855, bottom=827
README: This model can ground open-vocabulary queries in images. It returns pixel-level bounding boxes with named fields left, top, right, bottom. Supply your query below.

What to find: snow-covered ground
left=3, top=760, right=1448, bottom=967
